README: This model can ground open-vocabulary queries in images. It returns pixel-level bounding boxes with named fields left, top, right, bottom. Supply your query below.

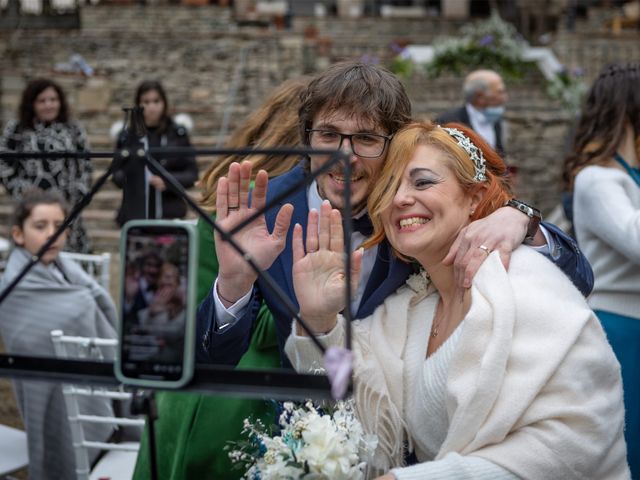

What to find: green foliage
left=388, top=54, right=414, bottom=79
left=425, top=13, right=535, bottom=80
left=545, top=67, right=588, bottom=114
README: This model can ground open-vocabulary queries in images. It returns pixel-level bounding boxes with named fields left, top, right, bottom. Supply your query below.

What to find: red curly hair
left=363, top=121, right=512, bottom=255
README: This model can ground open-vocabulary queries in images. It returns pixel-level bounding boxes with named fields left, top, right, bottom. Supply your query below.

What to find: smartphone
left=115, top=220, right=198, bottom=388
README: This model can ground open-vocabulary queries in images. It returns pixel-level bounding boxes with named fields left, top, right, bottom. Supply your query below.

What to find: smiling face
left=309, top=109, right=388, bottom=215
left=33, top=87, right=61, bottom=123
left=158, top=262, right=180, bottom=290
left=11, top=203, right=67, bottom=265
left=382, top=144, right=478, bottom=265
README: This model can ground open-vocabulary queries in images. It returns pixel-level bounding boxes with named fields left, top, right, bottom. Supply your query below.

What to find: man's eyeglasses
left=306, top=129, right=392, bottom=158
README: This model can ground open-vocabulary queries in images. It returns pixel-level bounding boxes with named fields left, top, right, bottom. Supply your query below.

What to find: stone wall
left=1, top=5, right=639, bottom=251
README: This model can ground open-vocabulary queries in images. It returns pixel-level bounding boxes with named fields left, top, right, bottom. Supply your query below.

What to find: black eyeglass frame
left=305, top=128, right=392, bottom=158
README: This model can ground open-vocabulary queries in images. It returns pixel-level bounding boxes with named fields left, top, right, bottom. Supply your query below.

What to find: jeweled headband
left=440, top=127, right=487, bottom=182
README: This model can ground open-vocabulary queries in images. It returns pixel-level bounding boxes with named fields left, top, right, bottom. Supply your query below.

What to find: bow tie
left=351, top=215, right=374, bottom=236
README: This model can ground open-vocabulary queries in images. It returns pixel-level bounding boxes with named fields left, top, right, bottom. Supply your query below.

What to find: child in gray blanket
left=0, top=188, right=119, bottom=480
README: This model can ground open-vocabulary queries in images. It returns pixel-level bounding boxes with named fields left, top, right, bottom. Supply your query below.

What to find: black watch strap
left=504, top=199, right=542, bottom=242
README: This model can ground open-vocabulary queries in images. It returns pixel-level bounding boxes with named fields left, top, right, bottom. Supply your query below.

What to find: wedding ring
left=227, top=205, right=239, bottom=211
left=478, top=245, right=491, bottom=255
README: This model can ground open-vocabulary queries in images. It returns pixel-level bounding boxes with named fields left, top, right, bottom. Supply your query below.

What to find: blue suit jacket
left=196, top=162, right=593, bottom=366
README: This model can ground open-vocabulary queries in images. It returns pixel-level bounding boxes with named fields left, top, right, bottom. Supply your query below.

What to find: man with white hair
left=436, top=69, right=508, bottom=157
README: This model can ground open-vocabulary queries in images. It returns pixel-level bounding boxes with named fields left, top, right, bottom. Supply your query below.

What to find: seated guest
left=286, top=122, right=629, bottom=479
left=0, top=189, right=118, bottom=480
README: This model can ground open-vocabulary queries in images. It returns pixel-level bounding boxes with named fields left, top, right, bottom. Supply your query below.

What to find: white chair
left=51, top=330, right=145, bottom=480
left=59, top=251, right=112, bottom=291
left=0, top=236, right=10, bottom=274
left=0, top=422, right=29, bottom=477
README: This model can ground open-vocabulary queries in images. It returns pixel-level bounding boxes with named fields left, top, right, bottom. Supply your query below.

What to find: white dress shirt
left=465, top=103, right=497, bottom=149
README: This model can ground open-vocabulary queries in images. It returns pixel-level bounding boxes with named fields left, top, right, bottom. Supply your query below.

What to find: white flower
left=229, top=399, right=375, bottom=480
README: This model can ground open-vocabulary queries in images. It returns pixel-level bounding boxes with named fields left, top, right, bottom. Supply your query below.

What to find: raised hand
left=215, top=161, right=293, bottom=305
left=292, top=201, right=362, bottom=335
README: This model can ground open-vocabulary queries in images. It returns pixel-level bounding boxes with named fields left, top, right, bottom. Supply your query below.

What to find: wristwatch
left=504, top=199, right=542, bottom=243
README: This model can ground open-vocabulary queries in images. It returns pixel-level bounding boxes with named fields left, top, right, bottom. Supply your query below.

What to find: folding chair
left=50, top=330, right=145, bottom=480
left=58, top=251, right=112, bottom=291
left=0, top=236, right=10, bottom=275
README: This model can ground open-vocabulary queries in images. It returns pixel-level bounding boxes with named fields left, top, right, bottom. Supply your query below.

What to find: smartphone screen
left=119, top=224, right=191, bottom=383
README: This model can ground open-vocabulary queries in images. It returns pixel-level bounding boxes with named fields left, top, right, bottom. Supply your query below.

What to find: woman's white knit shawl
left=286, top=247, right=629, bottom=479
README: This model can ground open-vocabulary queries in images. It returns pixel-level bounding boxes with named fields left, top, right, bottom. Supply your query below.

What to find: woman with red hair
left=286, top=122, right=628, bottom=479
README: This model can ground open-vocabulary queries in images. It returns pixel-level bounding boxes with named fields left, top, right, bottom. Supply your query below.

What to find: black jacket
left=435, top=105, right=505, bottom=158
left=112, top=118, right=198, bottom=226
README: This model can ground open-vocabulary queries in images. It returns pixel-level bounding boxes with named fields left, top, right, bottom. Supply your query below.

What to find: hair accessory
left=441, top=127, right=487, bottom=182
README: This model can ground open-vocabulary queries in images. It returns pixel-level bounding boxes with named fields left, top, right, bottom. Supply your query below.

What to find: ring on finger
left=478, top=244, right=492, bottom=255
left=228, top=205, right=239, bottom=211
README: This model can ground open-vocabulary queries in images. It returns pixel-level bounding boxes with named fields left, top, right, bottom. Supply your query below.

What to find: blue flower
left=258, top=440, right=267, bottom=456
left=478, top=35, right=494, bottom=47
left=389, top=42, right=404, bottom=54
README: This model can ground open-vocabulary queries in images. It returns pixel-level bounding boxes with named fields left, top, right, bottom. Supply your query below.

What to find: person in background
left=133, top=76, right=310, bottom=479
left=0, top=189, right=118, bottom=480
left=112, top=80, right=198, bottom=226
left=436, top=69, right=508, bottom=158
left=286, top=122, right=628, bottom=479
left=562, top=62, right=640, bottom=478
left=0, top=78, right=92, bottom=252
left=122, top=251, right=163, bottom=324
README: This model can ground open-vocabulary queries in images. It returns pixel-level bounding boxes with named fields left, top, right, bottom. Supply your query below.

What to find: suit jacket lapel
left=459, top=105, right=471, bottom=127
left=356, top=241, right=414, bottom=319
left=494, top=121, right=504, bottom=156
left=265, top=162, right=309, bottom=306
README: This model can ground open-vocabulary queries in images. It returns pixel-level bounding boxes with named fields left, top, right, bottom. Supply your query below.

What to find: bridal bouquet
left=227, top=399, right=377, bottom=479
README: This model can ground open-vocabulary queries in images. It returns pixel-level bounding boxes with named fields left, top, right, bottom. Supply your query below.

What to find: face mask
left=481, top=105, right=505, bottom=124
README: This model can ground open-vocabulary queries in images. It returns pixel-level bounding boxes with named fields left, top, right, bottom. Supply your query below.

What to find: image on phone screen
left=120, top=224, right=191, bottom=383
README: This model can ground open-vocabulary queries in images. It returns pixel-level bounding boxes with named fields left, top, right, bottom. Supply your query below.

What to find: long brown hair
left=563, top=62, right=640, bottom=191
left=199, top=77, right=310, bottom=211
left=364, top=122, right=511, bottom=257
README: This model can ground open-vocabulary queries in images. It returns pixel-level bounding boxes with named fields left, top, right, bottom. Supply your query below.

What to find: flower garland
left=386, top=13, right=588, bottom=113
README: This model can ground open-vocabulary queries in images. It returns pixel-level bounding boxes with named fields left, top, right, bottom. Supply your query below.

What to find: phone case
left=115, top=219, right=198, bottom=389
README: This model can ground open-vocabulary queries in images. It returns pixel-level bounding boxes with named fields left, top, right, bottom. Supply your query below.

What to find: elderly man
left=436, top=69, right=508, bottom=157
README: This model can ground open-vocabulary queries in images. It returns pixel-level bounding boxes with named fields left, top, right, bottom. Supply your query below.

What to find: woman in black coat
left=113, top=80, right=198, bottom=226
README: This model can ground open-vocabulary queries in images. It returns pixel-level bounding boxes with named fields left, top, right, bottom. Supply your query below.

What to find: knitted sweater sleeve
left=284, top=317, right=345, bottom=372
left=574, top=167, right=640, bottom=264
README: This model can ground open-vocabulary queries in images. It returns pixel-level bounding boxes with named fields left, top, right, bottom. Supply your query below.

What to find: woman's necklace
left=431, top=301, right=444, bottom=338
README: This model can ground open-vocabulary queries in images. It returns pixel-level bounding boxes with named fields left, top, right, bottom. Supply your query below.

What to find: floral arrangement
left=387, top=41, right=415, bottom=79
left=545, top=65, right=588, bottom=114
left=227, top=399, right=377, bottom=479
left=425, top=13, right=534, bottom=80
